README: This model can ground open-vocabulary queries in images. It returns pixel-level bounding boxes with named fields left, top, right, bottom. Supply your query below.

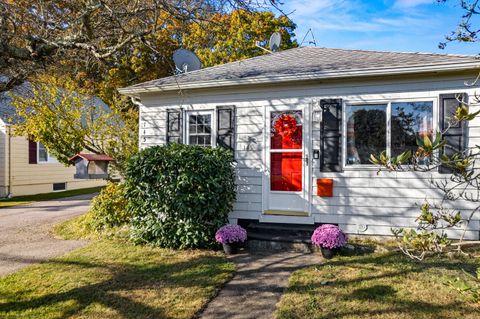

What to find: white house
left=119, top=47, right=480, bottom=240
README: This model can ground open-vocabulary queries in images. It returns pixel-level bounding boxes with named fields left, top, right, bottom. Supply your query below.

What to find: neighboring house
left=119, top=47, right=480, bottom=240
left=0, top=89, right=106, bottom=198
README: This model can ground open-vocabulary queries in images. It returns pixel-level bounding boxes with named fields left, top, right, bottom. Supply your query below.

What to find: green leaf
left=423, top=135, right=432, bottom=149
left=124, top=144, right=236, bottom=249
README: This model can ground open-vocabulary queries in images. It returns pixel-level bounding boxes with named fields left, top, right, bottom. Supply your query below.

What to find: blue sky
left=279, top=0, right=479, bottom=55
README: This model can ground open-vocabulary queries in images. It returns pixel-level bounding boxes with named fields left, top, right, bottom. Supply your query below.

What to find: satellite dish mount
left=255, top=32, right=282, bottom=53
left=173, top=49, right=202, bottom=74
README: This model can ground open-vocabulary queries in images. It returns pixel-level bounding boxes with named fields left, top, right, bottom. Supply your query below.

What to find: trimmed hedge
left=124, top=144, right=236, bottom=248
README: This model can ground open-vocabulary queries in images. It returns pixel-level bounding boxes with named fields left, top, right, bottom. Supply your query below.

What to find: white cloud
left=284, top=0, right=434, bottom=33
left=274, top=0, right=473, bottom=54
left=285, top=0, right=380, bottom=32
left=393, top=0, right=434, bottom=9
left=286, top=0, right=339, bottom=16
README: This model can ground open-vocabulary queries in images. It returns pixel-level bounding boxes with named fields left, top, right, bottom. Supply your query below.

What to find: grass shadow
left=276, top=250, right=480, bottom=319
left=0, top=242, right=233, bottom=319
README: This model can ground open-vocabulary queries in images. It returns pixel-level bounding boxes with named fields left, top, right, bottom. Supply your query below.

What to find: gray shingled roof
left=0, top=82, right=30, bottom=124
left=0, top=95, right=17, bottom=124
left=119, top=47, right=480, bottom=94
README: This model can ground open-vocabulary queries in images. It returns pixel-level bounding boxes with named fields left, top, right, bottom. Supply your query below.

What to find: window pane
left=270, top=152, right=302, bottom=191
left=271, top=111, right=302, bottom=149
left=203, top=115, right=211, bottom=125
left=346, top=104, right=387, bottom=165
left=38, top=143, right=48, bottom=162
left=53, top=182, right=66, bottom=191
left=204, top=124, right=211, bottom=134
left=205, top=135, right=212, bottom=145
left=391, top=102, right=433, bottom=160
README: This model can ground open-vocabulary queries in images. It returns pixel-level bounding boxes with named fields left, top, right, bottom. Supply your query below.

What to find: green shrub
left=87, top=181, right=130, bottom=231
left=124, top=144, right=236, bottom=249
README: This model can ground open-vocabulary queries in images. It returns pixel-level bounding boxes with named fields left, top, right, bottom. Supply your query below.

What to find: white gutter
left=118, top=61, right=480, bottom=95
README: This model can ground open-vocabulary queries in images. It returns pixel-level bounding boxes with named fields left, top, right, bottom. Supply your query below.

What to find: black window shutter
left=28, top=139, right=37, bottom=164
left=216, top=105, right=236, bottom=151
left=439, top=93, right=468, bottom=174
left=320, top=99, right=343, bottom=172
left=166, top=109, right=183, bottom=144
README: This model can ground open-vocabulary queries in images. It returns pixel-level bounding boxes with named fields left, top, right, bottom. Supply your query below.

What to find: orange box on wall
left=317, top=178, right=334, bottom=197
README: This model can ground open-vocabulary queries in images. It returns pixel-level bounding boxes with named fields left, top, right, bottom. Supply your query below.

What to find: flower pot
left=222, top=243, right=238, bottom=255
left=320, top=247, right=337, bottom=259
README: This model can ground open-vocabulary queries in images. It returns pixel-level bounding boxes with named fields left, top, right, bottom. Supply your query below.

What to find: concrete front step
left=242, top=221, right=320, bottom=253
left=247, top=239, right=314, bottom=253
left=247, top=231, right=311, bottom=243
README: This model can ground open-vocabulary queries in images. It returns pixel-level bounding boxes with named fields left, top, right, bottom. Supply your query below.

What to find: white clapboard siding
left=313, top=213, right=479, bottom=229
left=138, top=72, right=480, bottom=239
left=339, top=223, right=479, bottom=240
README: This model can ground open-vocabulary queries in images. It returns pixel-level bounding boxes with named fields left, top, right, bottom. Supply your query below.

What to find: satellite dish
left=269, top=32, right=282, bottom=52
left=173, top=49, right=202, bottom=73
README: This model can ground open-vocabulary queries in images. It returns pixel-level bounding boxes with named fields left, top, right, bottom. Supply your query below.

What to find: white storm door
left=265, top=106, right=309, bottom=213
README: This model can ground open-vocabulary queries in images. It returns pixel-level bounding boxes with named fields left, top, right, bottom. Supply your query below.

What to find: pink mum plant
left=311, top=224, right=347, bottom=249
left=215, top=224, right=247, bottom=244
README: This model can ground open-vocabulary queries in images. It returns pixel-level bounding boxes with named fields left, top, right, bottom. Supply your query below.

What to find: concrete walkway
left=199, top=251, right=322, bottom=319
left=0, top=194, right=95, bottom=276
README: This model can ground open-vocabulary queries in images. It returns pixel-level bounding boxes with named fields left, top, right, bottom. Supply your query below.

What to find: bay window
left=345, top=101, right=434, bottom=166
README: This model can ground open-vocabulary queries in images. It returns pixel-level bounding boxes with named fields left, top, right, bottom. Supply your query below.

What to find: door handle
left=304, top=156, right=309, bottom=166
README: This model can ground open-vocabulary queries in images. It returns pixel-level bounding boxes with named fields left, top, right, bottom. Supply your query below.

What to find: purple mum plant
left=311, top=224, right=347, bottom=249
left=215, top=224, right=247, bottom=244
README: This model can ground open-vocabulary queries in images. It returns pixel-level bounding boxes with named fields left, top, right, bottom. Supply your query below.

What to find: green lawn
left=276, top=250, right=480, bottom=319
left=0, top=186, right=104, bottom=208
left=0, top=240, right=234, bottom=319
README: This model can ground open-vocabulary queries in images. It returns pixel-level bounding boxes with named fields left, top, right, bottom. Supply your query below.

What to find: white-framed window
left=344, top=100, right=435, bottom=166
left=185, top=110, right=215, bottom=147
left=37, top=142, right=57, bottom=163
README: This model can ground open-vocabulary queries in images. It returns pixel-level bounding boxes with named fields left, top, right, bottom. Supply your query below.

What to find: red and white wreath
left=273, top=114, right=300, bottom=138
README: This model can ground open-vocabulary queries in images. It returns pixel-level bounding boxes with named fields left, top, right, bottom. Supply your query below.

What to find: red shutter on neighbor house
left=28, top=140, right=37, bottom=164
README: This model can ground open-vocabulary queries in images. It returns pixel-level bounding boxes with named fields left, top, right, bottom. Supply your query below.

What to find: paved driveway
left=0, top=194, right=95, bottom=276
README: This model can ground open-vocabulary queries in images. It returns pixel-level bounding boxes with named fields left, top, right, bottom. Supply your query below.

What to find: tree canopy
left=4, top=1, right=296, bottom=171
left=183, top=9, right=296, bottom=67
left=10, top=76, right=138, bottom=174
left=0, top=0, right=284, bottom=93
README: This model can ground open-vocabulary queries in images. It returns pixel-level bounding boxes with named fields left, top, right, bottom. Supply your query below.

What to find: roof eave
left=117, top=62, right=480, bottom=96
